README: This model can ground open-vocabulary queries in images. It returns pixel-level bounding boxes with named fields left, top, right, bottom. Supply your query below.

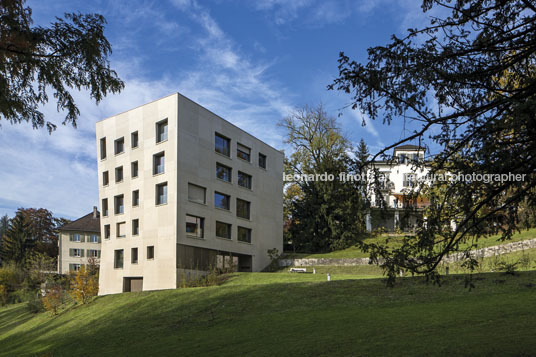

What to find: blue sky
left=0, top=0, right=440, bottom=219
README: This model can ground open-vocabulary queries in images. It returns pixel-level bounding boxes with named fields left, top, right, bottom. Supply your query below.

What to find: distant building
left=96, top=93, right=283, bottom=294
left=367, top=145, right=431, bottom=232
left=58, top=207, right=101, bottom=274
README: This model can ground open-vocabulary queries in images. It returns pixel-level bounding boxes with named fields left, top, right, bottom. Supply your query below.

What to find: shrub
left=42, top=284, right=64, bottom=315
left=69, top=266, right=98, bottom=304
left=27, top=293, right=44, bottom=313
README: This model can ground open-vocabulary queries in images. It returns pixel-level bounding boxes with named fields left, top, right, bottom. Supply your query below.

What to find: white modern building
left=57, top=207, right=101, bottom=274
left=96, top=93, right=283, bottom=294
left=366, top=145, right=431, bottom=231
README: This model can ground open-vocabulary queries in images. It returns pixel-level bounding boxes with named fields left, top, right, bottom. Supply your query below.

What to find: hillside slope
left=1, top=272, right=536, bottom=356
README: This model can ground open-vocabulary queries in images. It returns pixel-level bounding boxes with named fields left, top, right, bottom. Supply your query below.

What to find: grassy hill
left=2, top=270, right=536, bottom=356
left=286, top=227, right=536, bottom=259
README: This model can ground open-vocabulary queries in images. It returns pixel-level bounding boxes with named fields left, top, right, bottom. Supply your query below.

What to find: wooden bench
left=289, top=268, right=307, bottom=273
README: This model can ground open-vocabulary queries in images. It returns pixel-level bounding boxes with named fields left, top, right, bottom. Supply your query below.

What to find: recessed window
left=104, top=224, right=110, bottom=239
left=131, top=248, right=138, bottom=264
left=214, top=192, right=230, bottom=210
left=215, top=133, right=230, bottom=157
left=237, top=143, right=251, bottom=162
left=238, top=227, right=251, bottom=243
left=114, top=137, right=125, bottom=155
left=147, top=246, right=155, bottom=260
left=156, top=119, right=168, bottom=143
left=115, top=166, right=123, bottom=183
left=238, top=171, right=252, bottom=189
left=102, top=198, right=108, bottom=217
left=216, top=221, right=231, bottom=239
left=216, top=163, right=232, bottom=182
left=186, top=215, right=204, bottom=238
left=153, top=152, right=165, bottom=175
left=102, top=171, right=109, bottom=186
left=131, top=161, right=138, bottom=178
left=259, top=153, right=266, bottom=169
left=114, top=194, right=124, bottom=214
left=100, top=137, right=107, bottom=160
left=116, top=222, right=126, bottom=238
left=156, top=182, right=168, bottom=205
left=132, top=190, right=140, bottom=207
left=132, top=219, right=139, bottom=236
left=89, top=234, right=99, bottom=243
left=237, top=198, right=250, bottom=219
left=114, top=249, right=124, bottom=269
left=131, top=131, right=139, bottom=148
left=188, top=183, right=206, bottom=204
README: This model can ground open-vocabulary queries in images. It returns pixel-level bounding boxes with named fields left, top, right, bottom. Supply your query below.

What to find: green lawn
left=286, top=228, right=536, bottom=259
left=2, top=271, right=536, bottom=356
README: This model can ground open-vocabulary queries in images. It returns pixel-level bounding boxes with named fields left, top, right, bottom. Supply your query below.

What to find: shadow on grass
left=1, top=271, right=536, bottom=356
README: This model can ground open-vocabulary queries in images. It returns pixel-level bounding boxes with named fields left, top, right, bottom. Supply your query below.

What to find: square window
left=237, top=143, right=251, bottom=162
left=115, top=166, right=123, bottom=183
left=237, top=198, right=250, bottom=219
left=116, top=222, right=126, bottom=238
left=100, top=137, right=107, bottom=160
left=215, top=133, right=230, bottom=156
left=216, top=163, right=232, bottom=182
left=70, top=264, right=81, bottom=272
left=114, top=137, right=125, bottom=155
left=131, top=161, right=138, bottom=178
left=72, top=248, right=82, bottom=257
left=259, top=153, right=266, bottom=169
left=186, top=215, right=204, bottom=238
left=102, top=171, right=109, bottom=186
left=131, top=248, right=138, bottom=264
left=104, top=224, right=110, bottom=239
left=89, top=234, right=99, bottom=243
left=114, top=194, right=124, bottom=214
left=156, top=182, right=168, bottom=205
left=238, top=227, right=251, bottom=243
left=102, top=198, right=108, bottom=217
left=214, top=192, right=230, bottom=210
left=238, top=171, right=252, bottom=189
left=131, top=131, right=139, bottom=148
left=132, top=219, right=139, bottom=236
left=153, top=152, right=165, bottom=175
left=72, top=233, right=81, bottom=242
left=132, top=190, right=140, bottom=207
left=188, top=183, right=206, bottom=204
left=114, top=249, right=124, bottom=269
left=216, top=221, right=231, bottom=239
left=147, top=246, right=155, bottom=260
left=156, top=119, right=168, bottom=143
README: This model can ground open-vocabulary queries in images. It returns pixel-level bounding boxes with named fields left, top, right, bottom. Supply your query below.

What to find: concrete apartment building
left=366, top=145, right=431, bottom=232
left=96, top=93, right=283, bottom=294
left=58, top=207, right=101, bottom=274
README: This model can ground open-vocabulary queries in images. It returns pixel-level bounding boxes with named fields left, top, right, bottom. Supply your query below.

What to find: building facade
left=58, top=207, right=101, bottom=274
left=367, top=145, right=431, bottom=232
left=96, top=93, right=283, bottom=295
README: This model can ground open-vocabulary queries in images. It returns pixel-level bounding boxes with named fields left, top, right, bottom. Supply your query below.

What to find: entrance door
left=123, top=277, right=143, bottom=292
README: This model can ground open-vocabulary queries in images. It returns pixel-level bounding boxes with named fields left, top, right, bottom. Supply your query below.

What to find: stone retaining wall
left=279, top=238, right=536, bottom=267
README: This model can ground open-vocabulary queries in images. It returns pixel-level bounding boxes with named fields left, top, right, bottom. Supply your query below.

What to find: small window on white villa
left=131, top=131, right=139, bottom=148
left=117, top=222, right=126, bottom=238
left=89, top=234, right=99, bottom=243
left=102, top=198, right=109, bottom=217
left=186, top=215, right=204, bottom=238
left=259, top=153, right=266, bottom=169
left=188, top=183, right=206, bottom=204
left=114, top=137, right=125, bottom=155
left=132, top=219, right=139, bottom=236
left=156, top=119, right=168, bottom=143
left=71, top=233, right=82, bottom=242
left=131, top=248, right=138, bottom=264
left=238, top=227, right=251, bottom=243
left=216, top=221, right=231, bottom=239
left=216, top=162, right=232, bottom=182
left=114, top=249, right=124, bottom=269
left=131, top=161, right=138, bottom=178
left=153, top=152, right=165, bottom=175
left=132, top=190, right=140, bottom=207
left=100, top=137, right=107, bottom=160
left=156, top=182, right=168, bottom=205
left=88, top=249, right=100, bottom=258
left=237, top=143, right=251, bottom=162
left=114, top=194, right=124, bottom=214
left=115, top=166, right=124, bottom=183
left=403, top=173, right=416, bottom=188
left=70, top=264, right=82, bottom=272
left=147, top=246, right=155, bottom=260
left=104, top=225, right=110, bottom=239
left=70, top=248, right=83, bottom=257
left=103, top=171, right=109, bottom=186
